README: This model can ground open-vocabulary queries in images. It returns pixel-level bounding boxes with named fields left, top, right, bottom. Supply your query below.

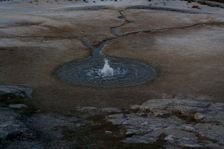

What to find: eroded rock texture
left=107, top=99, right=224, bottom=148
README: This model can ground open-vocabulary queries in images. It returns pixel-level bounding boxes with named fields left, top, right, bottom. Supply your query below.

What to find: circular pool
left=56, top=57, right=156, bottom=87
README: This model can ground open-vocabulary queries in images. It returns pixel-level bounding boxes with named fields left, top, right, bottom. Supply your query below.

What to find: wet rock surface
left=107, top=99, right=224, bottom=148
left=0, top=85, right=33, bottom=100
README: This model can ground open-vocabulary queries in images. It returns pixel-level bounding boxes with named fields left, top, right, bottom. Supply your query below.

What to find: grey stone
left=76, top=106, right=98, bottom=113
left=194, top=112, right=205, bottom=121
left=0, top=108, right=27, bottom=140
left=130, top=104, right=140, bottom=111
left=107, top=114, right=126, bottom=125
left=164, top=135, right=175, bottom=143
left=76, top=106, right=100, bottom=117
left=181, top=124, right=196, bottom=132
left=105, top=130, right=112, bottom=134
left=9, top=104, right=28, bottom=109
left=107, top=113, right=184, bottom=144
left=195, top=123, right=224, bottom=145
left=123, top=131, right=162, bottom=144
left=0, top=85, right=33, bottom=99
left=101, top=107, right=121, bottom=113
left=140, top=99, right=210, bottom=117
left=164, top=128, right=202, bottom=148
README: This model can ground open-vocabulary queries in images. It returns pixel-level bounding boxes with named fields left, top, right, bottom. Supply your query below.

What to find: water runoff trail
left=56, top=9, right=156, bottom=87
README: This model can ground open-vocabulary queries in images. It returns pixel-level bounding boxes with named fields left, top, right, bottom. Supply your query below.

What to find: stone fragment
left=0, top=108, right=27, bottom=140
left=194, top=113, right=205, bottom=121
left=181, top=124, right=196, bottom=132
left=130, top=104, right=140, bottom=111
left=9, top=104, right=28, bottom=109
left=164, top=135, right=175, bottom=143
left=76, top=106, right=98, bottom=112
left=101, top=107, right=121, bottom=113
left=105, top=130, right=113, bottom=135
left=0, top=85, right=32, bottom=99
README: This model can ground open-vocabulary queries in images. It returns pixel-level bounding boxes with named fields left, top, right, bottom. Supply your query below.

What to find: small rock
left=124, top=130, right=162, bottom=144
left=125, top=129, right=136, bottom=136
left=9, top=104, right=28, bottom=109
left=105, top=130, right=112, bottom=135
left=0, top=85, right=32, bottom=99
left=152, top=110, right=168, bottom=117
left=130, top=105, right=140, bottom=111
left=164, top=135, right=175, bottom=143
left=122, top=121, right=128, bottom=125
left=101, top=107, right=121, bottom=113
left=182, top=125, right=196, bottom=132
left=77, top=106, right=97, bottom=112
left=194, top=113, right=205, bottom=121
left=180, top=142, right=202, bottom=148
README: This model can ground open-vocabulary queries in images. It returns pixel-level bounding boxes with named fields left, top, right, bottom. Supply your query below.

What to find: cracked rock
left=107, top=99, right=224, bottom=148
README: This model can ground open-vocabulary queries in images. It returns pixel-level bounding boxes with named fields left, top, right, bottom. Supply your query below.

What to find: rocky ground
left=0, top=85, right=224, bottom=148
left=0, top=0, right=224, bottom=148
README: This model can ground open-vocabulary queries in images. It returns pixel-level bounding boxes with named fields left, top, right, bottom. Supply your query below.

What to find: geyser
left=100, top=59, right=114, bottom=77
left=56, top=38, right=156, bottom=87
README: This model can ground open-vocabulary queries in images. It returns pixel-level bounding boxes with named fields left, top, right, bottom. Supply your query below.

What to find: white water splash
left=99, top=59, right=114, bottom=77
